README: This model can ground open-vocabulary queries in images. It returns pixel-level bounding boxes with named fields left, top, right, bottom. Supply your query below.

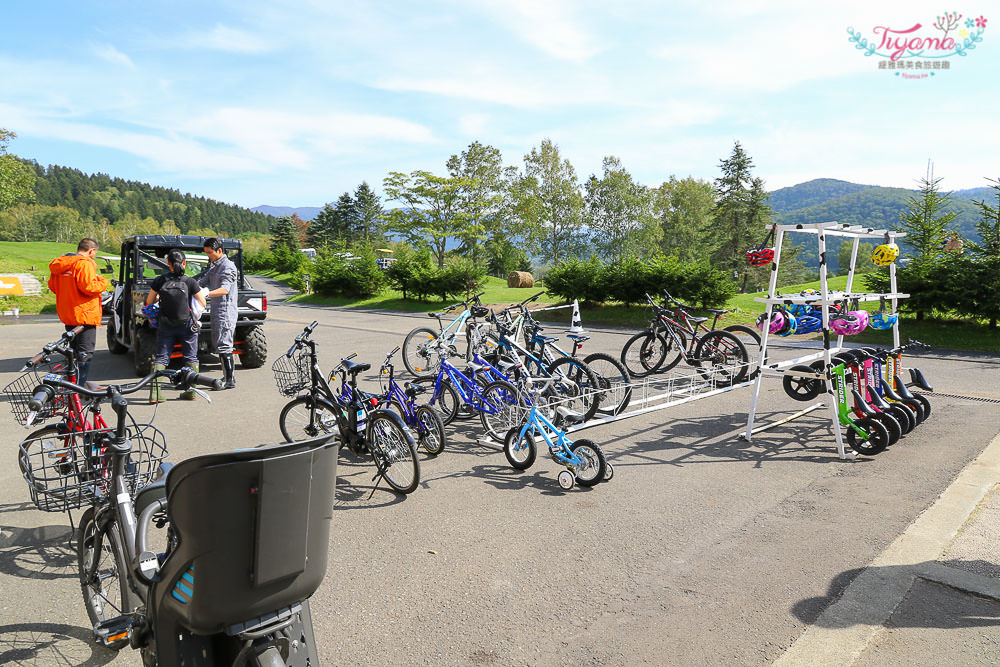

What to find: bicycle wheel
left=466, top=328, right=500, bottom=362
left=479, top=380, right=529, bottom=442
left=694, top=330, right=749, bottom=386
left=571, top=439, right=607, bottom=487
left=872, top=411, right=902, bottom=446
left=909, top=393, right=931, bottom=421
left=504, top=427, right=536, bottom=470
left=620, top=332, right=667, bottom=378
left=887, top=402, right=916, bottom=435
left=845, top=417, right=891, bottom=456
left=414, top=406, right=445, bottom=456
left=782, top=365, right=825, bottom=402
left=77, top=506, right=138, bottom=635
left=401, top=326, right=440, bottom=378
left=583, top=352, right=632, bottom=416
left=367, top=410, right=419, bottom=494
left=279, top=397, right=339, bottom=442
left=545, top=357, right=600, bottom=422
left=410, top=377, right=460, bottom=425
left=18, top=424, right=79, bottom=493
left=723, top=324, right=766, bottom=373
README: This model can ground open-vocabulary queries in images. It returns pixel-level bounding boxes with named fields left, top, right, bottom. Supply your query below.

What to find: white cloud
left=459, top=113, right=490, bottom=136
left=178, top=24, right=274, bottom=54
left=91, top=43, right=136, bottom=70
left=478, top=0, right=604, bottom=62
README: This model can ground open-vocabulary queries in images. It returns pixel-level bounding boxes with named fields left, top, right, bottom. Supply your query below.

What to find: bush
left=543, top=257, right=609, bottom=303
left=680, top=261, right=738, bottom=309
left=386, top=247, right=436, bottom=300
left=312, top=246, right=386, bottom=298
left=243, top=248, right=273, bottom=273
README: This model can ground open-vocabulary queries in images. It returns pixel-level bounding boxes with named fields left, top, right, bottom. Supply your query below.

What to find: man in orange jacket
left=48, top=238, right=110, bottom=386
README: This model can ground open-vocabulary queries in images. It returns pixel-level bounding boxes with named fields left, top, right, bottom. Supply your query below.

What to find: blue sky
left=1, top=1, right=996, bottom=208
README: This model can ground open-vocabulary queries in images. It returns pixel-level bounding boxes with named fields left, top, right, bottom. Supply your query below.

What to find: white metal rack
left=742, top=222, right=908, bottom=459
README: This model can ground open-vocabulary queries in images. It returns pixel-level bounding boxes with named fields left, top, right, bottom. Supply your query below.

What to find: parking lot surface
left=1, top=291, right=998, bottom=665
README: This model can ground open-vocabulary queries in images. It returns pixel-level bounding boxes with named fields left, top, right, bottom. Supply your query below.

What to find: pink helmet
left=756, top=309, right=788, bottom=334
left=829, top=311, right=869, bottom=335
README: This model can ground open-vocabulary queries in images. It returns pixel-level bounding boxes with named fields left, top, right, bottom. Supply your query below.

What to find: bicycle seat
left=341, top=359, right=371, bottom=376
left=704, top=307, right=730, bottom=315
left=687, top=316, right=708, bottom=324
left=533, top=335, right=559, bottom=344
left=428, top=312, right=443, bottom=319
left=148, top=434, right=338, bottom=663
left=566, top=333, right=590, bottom=342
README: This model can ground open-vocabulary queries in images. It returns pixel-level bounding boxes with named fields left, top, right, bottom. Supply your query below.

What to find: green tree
left=896, top=172, right=957, bottom=264
left=519, top=138, right=586, bottom=264
left=0, top=129, right=36, bottom=211
left=654, top=176, right=715, bottom=264
left=446, top=141, right=505, bottom=266
left=354, top=182, right=384, bottom=245
left=584, top=156, right=660, bottom=263
left=970, top=178, right=1000, bottom=259
left=711, top=142, right=771, bottom=290
left=306, top=202, right=338, bottom=249
left=835, top=240, right=877, bottom=275
left=383, top=170, right=469, bottom=268
left=270, top=215, right=299, bottom=252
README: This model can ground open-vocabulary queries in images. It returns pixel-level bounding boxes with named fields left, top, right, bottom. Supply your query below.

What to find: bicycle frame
left=427, top=359, right=501, bottom=416
left=829, top=364, right=872, bottom=439
left=513, top=406, right=585, bottom=469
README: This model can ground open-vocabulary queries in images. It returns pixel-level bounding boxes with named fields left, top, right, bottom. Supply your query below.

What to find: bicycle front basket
left=18, top=424, right=168, bottom=513
left=271, top=348, right=311, bottom=397
left=3, top=361, right=70, bottom=425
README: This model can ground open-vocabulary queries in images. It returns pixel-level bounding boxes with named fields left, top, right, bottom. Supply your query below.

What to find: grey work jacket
left=201, top=255, right=238, bottom=326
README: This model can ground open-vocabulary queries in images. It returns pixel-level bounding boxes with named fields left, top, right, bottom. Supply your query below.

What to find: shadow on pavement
left=0, top=523, right=76, bottom=581
left=0, top=622, right=116, bottom=665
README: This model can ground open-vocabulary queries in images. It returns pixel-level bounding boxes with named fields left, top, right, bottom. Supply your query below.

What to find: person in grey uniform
left=200, top=238, right=239, bottom=389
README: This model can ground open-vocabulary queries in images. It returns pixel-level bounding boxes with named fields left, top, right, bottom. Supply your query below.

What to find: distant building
left=300, top=248, right=317, bottom=259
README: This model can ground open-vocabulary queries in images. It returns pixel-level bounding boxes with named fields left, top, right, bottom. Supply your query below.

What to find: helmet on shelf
left=787, top=304, right=810, bottom=317
left=829, top=311, right=869, bottom=336
left=795, top=315, right=823, bottom=335
left=869, top=311, right=898, bottom=330
left=777, top=311, right=799, bottom=337
left=871, top=243, right=900, bottom=266
left=746, top=247, right=775, bottom=266
left=756, top=309, right=788, bottom=334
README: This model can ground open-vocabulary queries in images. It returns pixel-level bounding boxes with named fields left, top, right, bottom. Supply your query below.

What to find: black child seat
left=145, top=433, right=339, bottom=666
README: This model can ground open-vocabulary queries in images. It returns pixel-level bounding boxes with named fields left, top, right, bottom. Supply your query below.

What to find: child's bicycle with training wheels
left=273, top=321, right=420, bottom=495
left=401, top=291, right=491, bottom=377
left=373, top=346, right=446, bottom=456
left=503, top=377, right=613, bottom=490
left=23, top=367, right=337, bottom=666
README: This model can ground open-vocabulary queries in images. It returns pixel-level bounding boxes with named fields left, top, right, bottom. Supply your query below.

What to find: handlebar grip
left=390, top=346, right=401, bottom=356
left=28, top=385, right=56, bottom=412
left=343, top=352, right=357, bottom=362
left=305, top=321, right=319, bottom=334
left=179, top=369, right=224, bottom=391
left=23, top=352, right=46, bottom=369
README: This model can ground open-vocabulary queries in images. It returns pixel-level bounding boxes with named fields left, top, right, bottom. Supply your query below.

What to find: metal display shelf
left=742, top=221, right=908, bottom=459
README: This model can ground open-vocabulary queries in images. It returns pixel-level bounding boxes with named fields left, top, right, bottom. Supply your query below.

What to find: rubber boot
left=149, top=364, right=166, bottom=404
left=221, top=353, right=236, bottom=390
left=180, top=363, right=199, bottom=400
left=76, top=362, right=90, bottom=388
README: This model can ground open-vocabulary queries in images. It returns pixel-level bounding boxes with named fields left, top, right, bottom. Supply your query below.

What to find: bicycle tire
left=723, top=324, right=766, bottom=371
left=278, top=396, right=339, bottom=442
left=872, top=411, right=902, bottom=446
left=620, top=332, right=667, bottom=378
left=401, top=326, right=440, bottom=378
left=414, top=405, right=445, bottom=456
left=545, top=357, right=600, bottom=423
left=18, top=424, right=78, bottom=493
left=909, top=392, right=931, bottom=421
left=887, top=402, right=916, bottom=435
left=571, top=439, right=607, bottom=487
left=77, top=506, right=139, bottom=635
left=410, top=378, right=460, bottom=425
left=466, top=328, right=500, bottom=362
left=583, top=352, right=632, bottom=416
left=845, top=417, right=891, bottom=456
left=366, top=410, right=420, bottom=494
left=693, top=330, right=749, bottom=386
left=479, top=380, right=529, bottom=442
left=504, top=427, right=536, bottom=470
left=782, top=365, right=825, bottom=402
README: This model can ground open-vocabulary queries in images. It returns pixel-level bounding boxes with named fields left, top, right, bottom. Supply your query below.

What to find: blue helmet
left=795, top=315, right=823, bottom=334
left=869, top=311, right=898, bottom=330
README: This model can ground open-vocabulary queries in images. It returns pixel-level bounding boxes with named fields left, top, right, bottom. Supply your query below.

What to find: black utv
left=106, top=235, right=268, bottom=375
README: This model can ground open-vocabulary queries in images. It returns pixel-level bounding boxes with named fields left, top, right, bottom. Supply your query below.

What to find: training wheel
left=604, top=463, right=614, bottom=481
left=557, top=470, right=575, bottom=490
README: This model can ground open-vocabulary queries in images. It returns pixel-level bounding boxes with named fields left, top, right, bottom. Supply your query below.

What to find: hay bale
left=507, top=271, right=535, bottom=288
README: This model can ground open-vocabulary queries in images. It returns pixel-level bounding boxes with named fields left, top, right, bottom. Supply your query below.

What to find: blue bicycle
left=503, top=378, right=612, bottom=490
left=376, top=346, right=446, bottom=456
left=401, top=292, right=492, bottom=377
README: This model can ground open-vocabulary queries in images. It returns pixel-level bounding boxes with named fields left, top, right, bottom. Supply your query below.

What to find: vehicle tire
left=694, top=330, right=749, bottom=386
left=410, top=378, right=460, bottom=425
left=895, top=393, right=926, bottom=425
left=845, top=417, right=891, bottom=456
left=77, top=506, right=139, bottom=634
left=480, top=380, right=529, bottom=442
left=106, top=317, right=127, bottom=355
left=909, top=393, right=931, bottom=421
left=571, top=439, right=607, bottom=487
left=414, top=406, right=445, bottom=456
left=238, top=325, right=267, bottom=368
left=402, top=327, right=440, bottom=378
left=504, top=427, right=536, bottom=470
left=133, top=326, right=156, bottom=377
left=545, top=357, right=600, bottom=423
left=367, top=410, right=419, bottom=494
left=278, top=397, right=339, bottom=442
left=621, top=332, right=666, bottom=378
left=888, top=402, right=916, bottom=435
left=872, top=411, right=902, bottom=446
left=583, top=352, right=632, bottom=416
left=782, top=365, right=825, bottom=402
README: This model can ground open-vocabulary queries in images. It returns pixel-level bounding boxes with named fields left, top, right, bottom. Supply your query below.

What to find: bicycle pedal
left=94, top=614, right=135, bottom=648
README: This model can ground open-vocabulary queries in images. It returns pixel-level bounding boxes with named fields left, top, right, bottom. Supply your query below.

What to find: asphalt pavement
left=0, top=278, right=998, bottom=665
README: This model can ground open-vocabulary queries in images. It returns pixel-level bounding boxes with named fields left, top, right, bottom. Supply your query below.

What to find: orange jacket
left=48, top=254, right=110, bottom=326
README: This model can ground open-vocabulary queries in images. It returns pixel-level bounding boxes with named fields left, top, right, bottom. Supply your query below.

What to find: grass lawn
left=0, top=241, right=121, bottom=316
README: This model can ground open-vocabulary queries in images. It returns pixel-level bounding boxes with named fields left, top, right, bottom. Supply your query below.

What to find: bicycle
left=375, top=346, right=446, bottom=456
left=273, top=321, right=420, bottom=495
left=401, top=291, right=493, bottom=377
left=620, top=292, right=750, bottom=385
left=24, top=367, right=336, bottom=666
left=503, top=377, right=613, bottom=490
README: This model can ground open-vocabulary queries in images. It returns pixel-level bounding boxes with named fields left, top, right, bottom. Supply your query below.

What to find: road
left=0, top=279, right=998, bottom=665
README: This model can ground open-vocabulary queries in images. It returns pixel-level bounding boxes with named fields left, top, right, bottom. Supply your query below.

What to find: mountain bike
left=25, top=369, right=330, bottom=666
left=375, top=346, right=445, bottom=456
left=401, top=292, right=492, bottom=377
left=503, top=377, right=613, bottom=490
left=620, top=293, right=750, bottom=385
left=274, top=321, right=420, bottom=495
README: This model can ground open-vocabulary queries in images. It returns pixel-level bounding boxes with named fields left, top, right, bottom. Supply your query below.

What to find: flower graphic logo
left=976, top=15, right=988, bottom=28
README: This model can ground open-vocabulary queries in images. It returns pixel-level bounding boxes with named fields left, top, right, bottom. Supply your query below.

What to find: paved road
left=1, top=282, right=998, bottom=665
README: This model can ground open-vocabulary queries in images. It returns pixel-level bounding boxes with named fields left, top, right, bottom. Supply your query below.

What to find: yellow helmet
left=871, top=243, right=900, bottom=266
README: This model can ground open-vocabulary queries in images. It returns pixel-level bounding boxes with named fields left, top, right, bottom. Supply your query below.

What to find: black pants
left=67, top=325, right=97, bottom=364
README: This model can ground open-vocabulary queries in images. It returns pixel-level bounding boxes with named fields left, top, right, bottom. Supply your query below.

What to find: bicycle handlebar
left=518, top=291, right=545, bottom=307
left=23, top=325, right=86, bottom=370
left=286, top=321, right=320, bottom=356
left=28, top=367, right=221, bottom=411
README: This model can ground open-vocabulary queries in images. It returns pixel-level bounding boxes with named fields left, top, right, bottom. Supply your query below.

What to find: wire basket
left=2, top=361, right=70, bottom=425
left=18, top=424, right=169, bottom=513
left=272, top=348, right=312, bottom=397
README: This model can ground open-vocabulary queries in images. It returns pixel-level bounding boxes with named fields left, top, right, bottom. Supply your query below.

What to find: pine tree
left=270, top=215, right=299, bottom=252
left=896, top=170, right=957, bottom=264
left=354, top=182, right=384, bottom=245
left=710, top=143, right=772, bottom=291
